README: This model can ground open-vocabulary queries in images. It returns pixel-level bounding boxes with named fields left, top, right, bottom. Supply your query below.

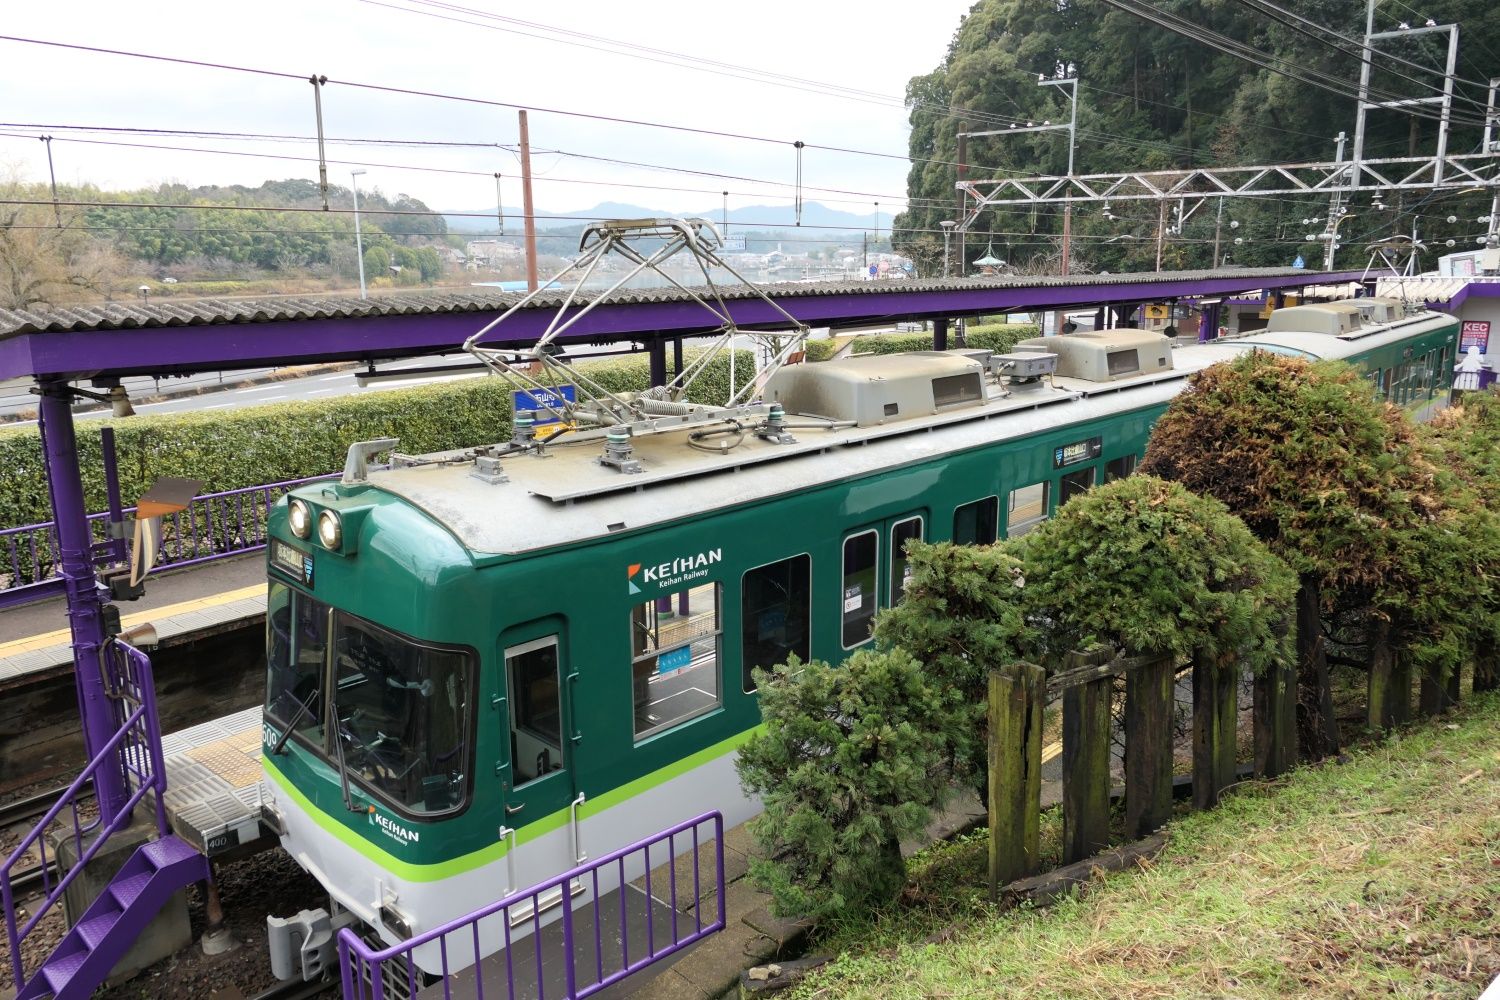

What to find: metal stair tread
left=77, top=910, right=121, bottom=949
left=140, top=835, right=198, bottom=868
left=108, top=870, right=154, bottom=908
left=41, top=947, right=89, bottom=991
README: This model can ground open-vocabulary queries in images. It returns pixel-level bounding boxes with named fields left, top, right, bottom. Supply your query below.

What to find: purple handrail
left=0, top=641, right=168, bottom=991
left=336, top=811, right=727, bottom=1000
left=0, top=473, right=337, bottom=609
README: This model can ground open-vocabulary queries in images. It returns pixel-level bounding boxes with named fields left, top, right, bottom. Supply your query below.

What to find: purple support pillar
left=1198, top=301, right=1222, bottom=343
left=101, top=427, right=128, bottom=565
left=38, top=380, right=129, bottom=817
left=933, top=318, right=949, bottom=351
left=1093, top=306, right=1106, bottom=331
left=678, top=590, right=689, bottom=616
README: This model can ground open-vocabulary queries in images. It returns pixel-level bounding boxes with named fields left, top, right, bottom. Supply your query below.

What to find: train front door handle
left=504, top=802, right=525, bottom=816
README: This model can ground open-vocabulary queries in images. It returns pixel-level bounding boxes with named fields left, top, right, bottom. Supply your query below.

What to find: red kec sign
left=1461, top=320, right=1491, bottom=352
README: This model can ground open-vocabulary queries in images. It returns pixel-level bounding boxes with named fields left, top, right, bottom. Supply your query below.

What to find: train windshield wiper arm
left=269, top=694, right=316, bottom=756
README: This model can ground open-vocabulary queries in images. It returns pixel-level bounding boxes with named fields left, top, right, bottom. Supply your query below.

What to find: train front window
left=332, top=616, right=472, bottom=815
left=631, top=582, right=722, bottom=740
left=265, top=582, right=330, bottom=746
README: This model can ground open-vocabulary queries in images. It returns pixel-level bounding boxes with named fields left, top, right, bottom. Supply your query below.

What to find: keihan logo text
left=628, top=549, right=722, bottom=594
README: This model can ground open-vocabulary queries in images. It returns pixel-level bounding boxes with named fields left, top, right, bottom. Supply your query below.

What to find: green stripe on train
left=262, top=723, right=762, bottom=882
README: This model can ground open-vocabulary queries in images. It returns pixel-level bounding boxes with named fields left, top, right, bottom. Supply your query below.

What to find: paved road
left=0, top=326, right=873, bottom=427
left=0, top=353, right=480, bottom=427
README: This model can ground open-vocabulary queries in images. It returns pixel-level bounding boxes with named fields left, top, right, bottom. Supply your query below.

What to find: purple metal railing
left=0, top=640, right=168, bottom=991
left=0, top=473, right=337, bottom=609
left=337, top=811, right=726, bottom=1000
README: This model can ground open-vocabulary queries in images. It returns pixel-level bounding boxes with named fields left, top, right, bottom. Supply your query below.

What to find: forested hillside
left=895, top=0, right=1500, bottom=274
left=0, top=177, right=453, bottom=308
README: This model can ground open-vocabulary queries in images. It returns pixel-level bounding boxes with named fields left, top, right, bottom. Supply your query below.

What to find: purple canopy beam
left=0, top=269, right=1367, bottom=382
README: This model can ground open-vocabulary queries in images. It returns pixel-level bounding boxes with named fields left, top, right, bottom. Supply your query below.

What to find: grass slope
left=794, top=693, right=1500, bottom=999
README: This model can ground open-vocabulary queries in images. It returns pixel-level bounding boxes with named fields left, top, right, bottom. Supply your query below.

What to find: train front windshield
left=266, top=582, right=474, bottom=816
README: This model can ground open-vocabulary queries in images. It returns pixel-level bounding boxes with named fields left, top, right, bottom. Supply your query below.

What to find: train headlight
left=288, top=499, right=312, bottom=540
left=317, top=510, right=343, bottom=550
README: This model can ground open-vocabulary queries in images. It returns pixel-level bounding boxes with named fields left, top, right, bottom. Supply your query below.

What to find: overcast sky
left=1, top=0, right=977, bottom=224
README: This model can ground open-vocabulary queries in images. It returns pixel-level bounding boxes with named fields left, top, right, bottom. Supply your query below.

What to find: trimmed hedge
left=0, top=350, right=753, bottom=529
left=802, top=338, right=841, bottom=363
left=844, top=324, right=1040, bottom=357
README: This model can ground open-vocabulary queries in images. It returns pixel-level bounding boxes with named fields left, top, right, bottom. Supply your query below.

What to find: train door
left=497, top=622, right=582, bottom=912
left=839, top=511, right=926, bottom=651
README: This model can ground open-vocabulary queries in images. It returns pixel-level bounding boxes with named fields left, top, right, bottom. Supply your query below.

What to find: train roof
left=363, top=368, right=1196, bottom=557
left=1203, top=307, right=1454, bottom=362
left=346, top=304, right=1453, bottom=557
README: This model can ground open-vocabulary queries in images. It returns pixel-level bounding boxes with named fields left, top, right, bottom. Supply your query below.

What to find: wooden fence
left=981, top=640, right=1462, bottom=899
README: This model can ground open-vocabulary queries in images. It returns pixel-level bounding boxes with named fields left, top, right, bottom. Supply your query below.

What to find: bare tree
left=0, top=175, right=123, bottom=309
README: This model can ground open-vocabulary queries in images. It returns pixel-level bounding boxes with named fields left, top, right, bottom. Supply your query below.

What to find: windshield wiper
left=328, top=667, right=366, bottom=814
left=269, top=693, right=317, bottom=756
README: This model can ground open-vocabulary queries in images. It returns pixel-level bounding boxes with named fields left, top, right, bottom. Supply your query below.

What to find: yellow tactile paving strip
left=187, top=734, right=264, bottom=789
left=0, top=583, right=264, bottom=659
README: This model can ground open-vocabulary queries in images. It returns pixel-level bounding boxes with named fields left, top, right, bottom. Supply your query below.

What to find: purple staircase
left=2, top=641, right=210, bottom=1000
left=15, top=835, right=209, bottom=1000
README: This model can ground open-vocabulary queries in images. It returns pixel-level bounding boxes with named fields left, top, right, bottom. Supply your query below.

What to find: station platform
left=0, top=555, right=268, bottom=685
left=160, top=704, right=273, bottom=860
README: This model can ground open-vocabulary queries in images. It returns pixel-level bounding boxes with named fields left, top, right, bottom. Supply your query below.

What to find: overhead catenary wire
left=1236, top=0, right=1496, bottom=95
left=1095, top=0, right=1495, bottom=129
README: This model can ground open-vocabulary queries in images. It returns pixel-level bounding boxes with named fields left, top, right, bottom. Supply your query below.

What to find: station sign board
left=513, top=384, right=577, bottom=425
left=1460, top=320, right=1491, bottom=353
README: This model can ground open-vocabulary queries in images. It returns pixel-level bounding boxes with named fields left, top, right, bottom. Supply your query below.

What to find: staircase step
left=140, top=836, right=198, bottom=870
left=41, top=948, right=89, bottom=994
left=77, top=910, right=121, bottom=950
left=109, top=870, right=153, bottom=909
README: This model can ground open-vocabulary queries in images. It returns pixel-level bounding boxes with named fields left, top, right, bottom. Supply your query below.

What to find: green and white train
left=258, top=297, right=1458, bottom=976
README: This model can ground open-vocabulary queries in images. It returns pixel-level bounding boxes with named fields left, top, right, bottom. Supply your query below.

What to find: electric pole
left=519, top=110, right=539, bottom=292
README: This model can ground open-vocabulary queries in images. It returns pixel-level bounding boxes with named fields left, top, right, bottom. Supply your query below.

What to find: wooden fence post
left=1366, top=615, right=1397, bottom=731
left=1475, top=637, right=1499, bottom=694
left=1254, top=650, right=1298, bottom=778
left=1419, top=666, right=1461, bottom=716
left=1389, top=654, right=1412, bottom=726
left=1191, top=649, right=1238, bottom=811
left=1125, top=652, right=1174, bottom=838
left=1062, top=648, right=1114, bottom=864
left=989, top=662, right=1044, bottom=900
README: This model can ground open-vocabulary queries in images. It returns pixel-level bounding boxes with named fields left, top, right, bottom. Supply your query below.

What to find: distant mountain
left=443, top=201, right=884, bottom=236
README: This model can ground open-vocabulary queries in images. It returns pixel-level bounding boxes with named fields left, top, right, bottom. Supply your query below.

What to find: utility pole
left=1212, top=196, right=1224, bottom=267
left=956, top=123, right=968, bottom=278
left=518, top=110, right=540, bottom=292
left=1488, top=79, right=1500, bottom=249
left=1155, top=199, right=1168, bottom=271
left=1324, top=132, right=1348, bottom=271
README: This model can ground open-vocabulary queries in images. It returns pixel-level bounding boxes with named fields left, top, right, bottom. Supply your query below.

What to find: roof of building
left=0, top=268, right=1353, bottom=338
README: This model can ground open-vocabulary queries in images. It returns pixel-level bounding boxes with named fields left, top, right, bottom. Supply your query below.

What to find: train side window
left=953, top=496, right=999, bottom=545
left=890, top=516, right=924, bottom=605
left=1060, top=466, right=1096, bottom=505
left=841, top=530, right=879, bottom=649
left=741, top=555, right=811, bottom=693
left=630, top=581, right=722, bottom=740
left=1006, top=482, right=1049, bottom=537
left=1105, top=455, right=1137, bottom=482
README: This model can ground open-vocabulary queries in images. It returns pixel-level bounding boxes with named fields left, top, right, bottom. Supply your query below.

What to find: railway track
left=1, top=783, right=89, bottom=898
left=250, top=975, right=338, bottom=1000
